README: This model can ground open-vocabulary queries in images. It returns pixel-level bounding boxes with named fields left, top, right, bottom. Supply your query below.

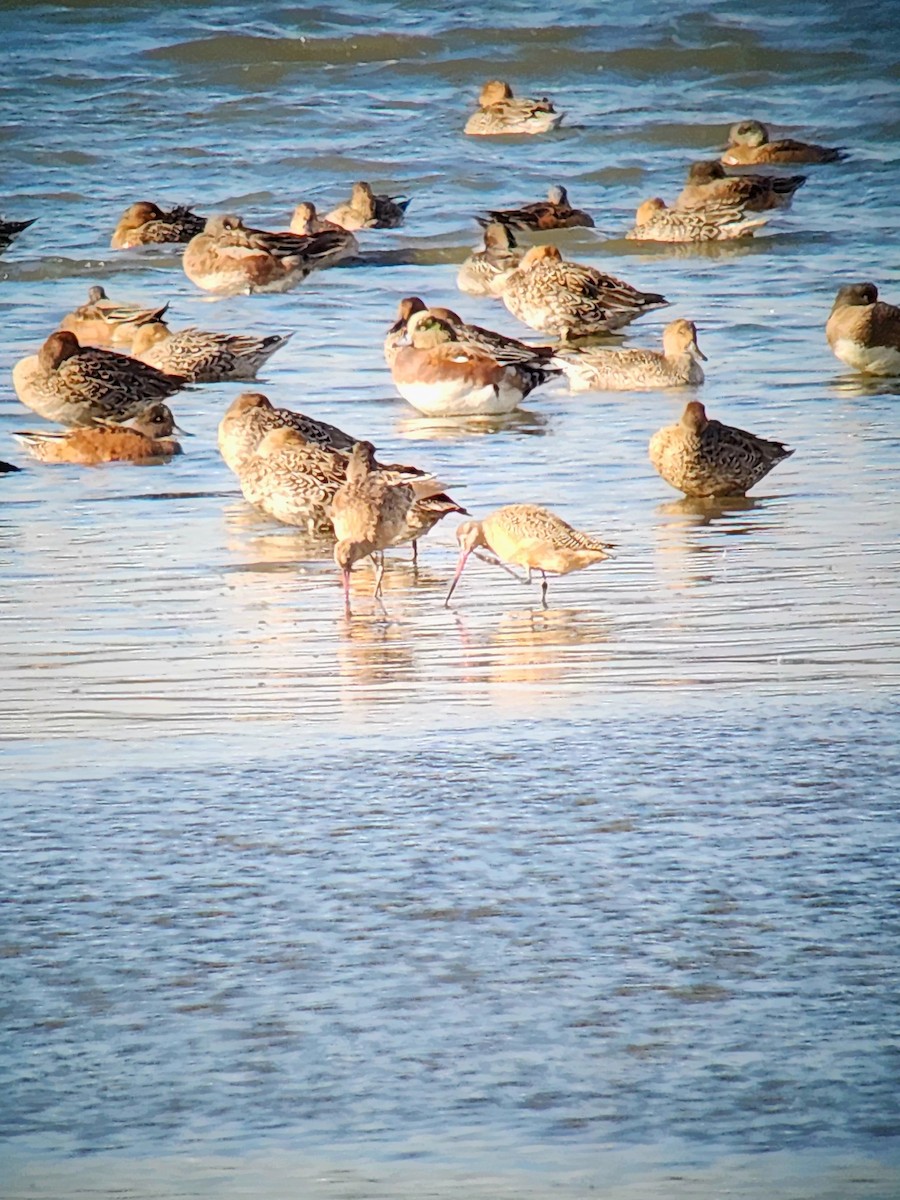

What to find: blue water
left=1, top=0, right=899, bottom=1196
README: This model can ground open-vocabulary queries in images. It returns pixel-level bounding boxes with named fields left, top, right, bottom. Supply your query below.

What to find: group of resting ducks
left=3, top=79, right=898, bottom=612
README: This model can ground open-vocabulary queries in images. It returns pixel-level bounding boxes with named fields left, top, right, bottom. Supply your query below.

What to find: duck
left=384, top=296, right=556, bottom=370
left=554, top=319, right=706, bottom=391
left=182, top=214, right=350, bottom=295
left=649, top=401, right=794, bottom=497
left=477, top=185, right=594, bottom=231
left=0, top=216, right=36, bottom=252
left=626, top=198, right=769, bottom=242
left=324, top=182, right=410, bottom=231
left=289, top=202, right=360, bottom=260
left=445, top=505, right=613, bottom=608
left=463, top=80, right=563, bottom=137
left=12, top=403, right=181, bottom=464
left=237, top=428, right=464, bottom=553
left=59, top=284, right=170, bottom=349
left=391, top=310, right=557, bottom=417
left=12, top=331, right=186, bottom=427
left=498, top=244, right=668, bottom=339
left=456, top=222, right=524, bottom=297
left=110, top=202, right=206, bottom=249
left=217, top=392, right=358, bottom=476
left=825, top=283, right=900, bottom=376
left=676, top=161, right=806, bottom=211
left=331, top=442, right=450, bottom=612
left=720, top=120, right=845, bottom=166
left=130, top=322, right=293, bottom=383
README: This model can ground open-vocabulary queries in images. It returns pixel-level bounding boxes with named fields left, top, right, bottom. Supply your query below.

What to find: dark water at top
left=1, top=0, right=898, bottom=1196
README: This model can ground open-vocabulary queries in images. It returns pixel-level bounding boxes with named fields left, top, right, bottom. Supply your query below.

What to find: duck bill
left=691, top=343, right=708, bottom=362
left=444, top=549, right=471, bottom=607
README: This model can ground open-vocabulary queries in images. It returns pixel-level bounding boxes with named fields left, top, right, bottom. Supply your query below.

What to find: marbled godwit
left=12, top=331, right=186, bottom=427
left=324, top=182, right=410, bottom=231
left=445, top=504, right=614, bottom=608
left=331, top=442, right=446, bottom=613
left=554, top=318, right=706, bottom=392
left=720, top=120, right=845, bottom=165
left=826, top=283, right=900, bottom=376
left=477, top=185, right=594, bottom=231
left=131, top=322, right=293, bottom=383
left=676, top=162, right=806, bottom=212
left=111, top=202, right=205, bottom=249
left=456, top=222, right=523, bottom=297
left=182, top=214, right=350, bottom=295
left=464, top=80, right=563, bottom=136
left=626, top=198, right=769, bottom=242
left=59, top=285, right=169, bottom=349
left=649, top=400, right=794, bottom=497
left=497, top=244, right=668, bottom=339
left=12, top=403, right=181, bottom=464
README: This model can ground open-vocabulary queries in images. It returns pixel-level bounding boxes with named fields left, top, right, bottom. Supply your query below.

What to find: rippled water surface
left=1, top=0, right=899, bottom=1196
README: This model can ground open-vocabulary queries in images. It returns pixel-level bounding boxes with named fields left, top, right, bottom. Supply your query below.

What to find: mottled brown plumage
left=13, top=403, right=181, bottom=464
left=676, top=161, right=806, bottom=212
left=464, top=80, right=563, bottom=137
left=13, top=331, right=186, bottom=427
left=183, top=213, right=350, bottom=295
left=627, top=198, right=768, bottom=242
left=457, top=222, right=523, bottom=297
left=111, top=202, right=206, bottom=249
left=478, top=185, right=593, bottom=231
left=324, top=182, right=410, bottom=231
left=649, top=401, right=793, bottom=497
left=59, top=285, right=170, bottom=349
left=131, top=322, right=293, bottom=383
left=446, top=504, right=614, bottom=608
left=499, top=244, right=668, bottom=338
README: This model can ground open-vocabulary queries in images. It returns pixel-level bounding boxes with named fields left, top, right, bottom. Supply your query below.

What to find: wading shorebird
left=720, top=120, right=845, bottom=166
left=498, top=244, right=668, bottom=339
left=649, top=401, right=794, bottom=497
left=464, top=80, right=563, bottom=137
left=676, top=161, right=806, bottom=211
left=825, top=282, right=900, bottom=376
left=182, top=214, right=350, bottom=295
left=131, top=322, right=293, bottom=383
left=12, top=331, right=186, bottom=427
left=111, top=201, right=206, bottom=249
left=12, top=403, right=181, bottom=464
left=445, top=504, right=614, bottom=608
left=59, top=284, right=169, bottom=349
left=554, top=318, right=706, bottom=392
left=331, top=442, right=449, bottom=613
left=477, top=185, right=594, bottom=231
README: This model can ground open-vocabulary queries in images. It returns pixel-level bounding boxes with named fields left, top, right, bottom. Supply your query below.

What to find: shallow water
left=1, top=0, right=899, bottom=1196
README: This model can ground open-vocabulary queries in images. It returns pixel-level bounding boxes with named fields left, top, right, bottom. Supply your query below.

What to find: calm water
left=1, top=1, right=899, bottom=1196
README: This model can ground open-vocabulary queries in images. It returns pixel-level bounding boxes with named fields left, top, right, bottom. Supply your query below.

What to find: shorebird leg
left=373, top=552, right=386, bottom=598
left=342, top=567, right=352, bottom=617
left=472, top=549, right=528, bottom=583
left=540, top=571, right=549, bottom=609
left=411, top=539, right=418, bottom=565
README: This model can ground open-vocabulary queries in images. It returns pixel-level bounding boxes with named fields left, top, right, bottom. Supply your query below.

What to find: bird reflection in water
left=394, top=408, right=548, bottom=443
left=654, top=494, right=770, bottom=590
